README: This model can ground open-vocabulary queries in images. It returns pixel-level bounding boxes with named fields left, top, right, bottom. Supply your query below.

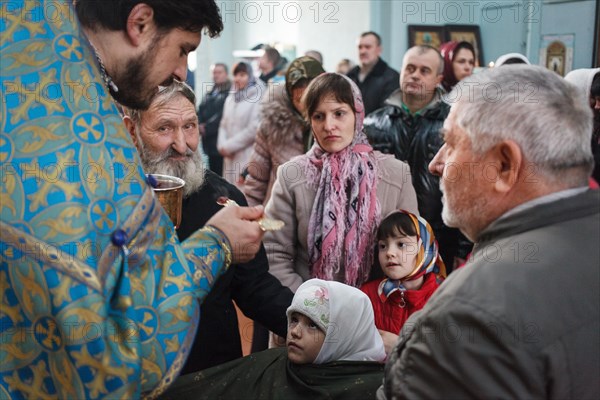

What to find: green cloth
left=160, top=348, right=384, bottom=400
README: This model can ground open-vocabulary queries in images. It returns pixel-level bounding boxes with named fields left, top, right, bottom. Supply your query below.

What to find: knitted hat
left=286, top=281, right=330, bottom=333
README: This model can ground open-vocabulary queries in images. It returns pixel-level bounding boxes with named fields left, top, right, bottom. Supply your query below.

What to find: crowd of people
left=1, top=1, right=599, bottom=399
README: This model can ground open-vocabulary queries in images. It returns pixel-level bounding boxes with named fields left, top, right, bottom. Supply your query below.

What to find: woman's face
left=310, top=94, right=355, bottom=153
left=452, top=48, right=475, bottom=81
left=291, top=84, right=308, bottom=114
left=233, top=71, right=249, bottom=90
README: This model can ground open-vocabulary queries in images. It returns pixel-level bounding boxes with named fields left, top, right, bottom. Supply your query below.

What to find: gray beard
left=136, top=131, right=206, bottom=198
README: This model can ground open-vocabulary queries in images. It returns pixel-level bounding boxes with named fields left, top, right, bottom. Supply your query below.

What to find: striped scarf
left=379, top=211, right=447, bottom=302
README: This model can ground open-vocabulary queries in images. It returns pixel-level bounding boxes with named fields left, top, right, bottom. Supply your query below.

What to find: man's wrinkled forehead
left=403, top=48, right=440, bottom=70
left=144, top=93, right=196, bottom=119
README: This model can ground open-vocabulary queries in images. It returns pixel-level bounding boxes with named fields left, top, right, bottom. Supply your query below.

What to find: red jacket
left=361, top=273, right=439, bottom=334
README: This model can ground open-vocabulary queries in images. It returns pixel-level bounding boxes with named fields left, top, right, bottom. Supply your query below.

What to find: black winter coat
left=347, top=58, right=400, bottom=115
left=364, top=94, right=471, bottom=268
left=178, top=170, right=294, bottom=373
left=197, top=82, right=231, bottom=174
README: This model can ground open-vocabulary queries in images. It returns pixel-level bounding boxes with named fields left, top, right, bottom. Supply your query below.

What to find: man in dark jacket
left=258, top=46, right=282, bottom=84
left=347, top=31, right=400, bottom=115
left=379, top=65, right=599, bottom=400
left=364, top=45, right=471, bottom=271
left=124, top=81, right=294, bottom=373
left=198, top=63, right=231, bottom=176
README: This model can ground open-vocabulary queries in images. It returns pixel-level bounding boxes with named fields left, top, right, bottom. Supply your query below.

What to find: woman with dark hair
left=439, top=41, right=476, bottom=92
left=264, top=73, right=419, bottom=293
left=565, top=68, right=600, bottom=185
left=218, top=61, right=263, bottom=187
left=244, top=56, right=325, bottom=206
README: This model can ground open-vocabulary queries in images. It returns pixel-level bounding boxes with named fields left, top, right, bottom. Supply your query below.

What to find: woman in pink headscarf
left=439, top=41, right=476, bottom=92
left=264, top=73, right=419, bottom=292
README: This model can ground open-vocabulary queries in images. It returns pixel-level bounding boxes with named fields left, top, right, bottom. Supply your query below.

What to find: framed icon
left=408, top=25, right=446, bottom=50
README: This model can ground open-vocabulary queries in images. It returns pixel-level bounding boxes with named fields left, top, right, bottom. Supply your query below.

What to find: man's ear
left=126, top=3, right=156, bottom=46
left=122, top=115, right=139, bottom=148
left=435, top=73, right=443, bottom=85
left=492, top=140, right=523, bottom=193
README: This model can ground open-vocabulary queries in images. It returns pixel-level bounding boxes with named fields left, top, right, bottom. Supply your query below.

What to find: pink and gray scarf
left=302, top=73, right=380, bottom=287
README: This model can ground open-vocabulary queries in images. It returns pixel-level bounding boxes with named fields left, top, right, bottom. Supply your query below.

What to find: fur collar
left=260, top=84, right=309, bottom=146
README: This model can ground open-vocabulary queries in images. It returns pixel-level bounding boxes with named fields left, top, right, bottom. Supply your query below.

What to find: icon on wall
left=539, top=34, right=574, bottom=76
left=408, top=25, right=445, bottom=50
left=407, top=25, right=484, bottom=67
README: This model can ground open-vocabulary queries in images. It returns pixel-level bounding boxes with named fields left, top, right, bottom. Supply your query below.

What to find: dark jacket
left=197, top=81, right=231, bottom=175
left=379, top=190, right=600, bottom=399
left=347, top=58, right=400, bottom=115
left=165, top=348, right=384, bottom=400
left=364, top=90, right=471, bottom=267
left=178, top=170, right=294, bottom=373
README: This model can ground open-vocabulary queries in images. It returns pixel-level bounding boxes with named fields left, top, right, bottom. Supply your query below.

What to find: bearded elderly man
left=1, top=1, right=264, bottom=398
left=123, top=81, right=294, bottom=373
left=379, top=65, right=600, bottom=399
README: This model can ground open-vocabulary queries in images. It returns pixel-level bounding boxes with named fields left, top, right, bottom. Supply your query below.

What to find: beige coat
left=244, top=84, right=308, bottom=206
left=217, top=84, right=262, bottom=186
left=264, top=153, right=419, bottom=292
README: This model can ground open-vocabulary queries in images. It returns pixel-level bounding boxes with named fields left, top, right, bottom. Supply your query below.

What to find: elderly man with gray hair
left=379, top=65, right=599, bottom=399
left=123, top=81, right=293, bottom=374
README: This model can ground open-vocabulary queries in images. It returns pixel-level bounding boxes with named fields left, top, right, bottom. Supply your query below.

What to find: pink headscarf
left=302, top=73, right=380, bottom=287
left=439, top=41, right=475, bottom=92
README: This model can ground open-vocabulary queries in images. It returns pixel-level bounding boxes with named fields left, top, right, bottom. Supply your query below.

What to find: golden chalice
left=149, top=174, right=185, bottom=229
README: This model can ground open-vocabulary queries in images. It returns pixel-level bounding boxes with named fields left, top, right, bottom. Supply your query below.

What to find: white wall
left=194, top=0, right=597, bottom=97
left=195, top=0, right=371, bottom=92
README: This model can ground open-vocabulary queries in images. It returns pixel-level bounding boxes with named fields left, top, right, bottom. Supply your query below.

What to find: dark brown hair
left=377, top=212, right=417, bottom=240
left=76, top=0, right=223, bottom=37
left=233, top=62, right=250, bottom=76
left=361, top=31, right=382, bottom=46
left=263, top=47, right=281, bottom=65
left=302, top=74, right=356, bottom=120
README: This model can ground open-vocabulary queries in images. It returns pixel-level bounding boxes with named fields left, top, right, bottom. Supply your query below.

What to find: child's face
left=378, top=234, right=419, bottom=280
left=286, top=312, right=326, bottom=364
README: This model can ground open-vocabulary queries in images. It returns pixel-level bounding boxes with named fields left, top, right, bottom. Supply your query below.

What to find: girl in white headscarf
left=287, top=279, right=386, bottom=364
left=162, top=279, right=386, bottom=400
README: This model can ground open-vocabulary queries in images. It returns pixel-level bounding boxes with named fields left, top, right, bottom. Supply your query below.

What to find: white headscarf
left=287, top=279, right=386, bottom=364
left=494, top=53, right=530, bottom=67
left=565, top=68, right=600, bottom=99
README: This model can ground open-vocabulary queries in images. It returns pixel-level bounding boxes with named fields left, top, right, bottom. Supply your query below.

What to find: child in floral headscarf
left=361, top=210, right=446, bottom=352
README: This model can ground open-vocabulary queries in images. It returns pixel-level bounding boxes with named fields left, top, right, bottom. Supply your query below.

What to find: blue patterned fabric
left=0, top=1, right=231, bottom=398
